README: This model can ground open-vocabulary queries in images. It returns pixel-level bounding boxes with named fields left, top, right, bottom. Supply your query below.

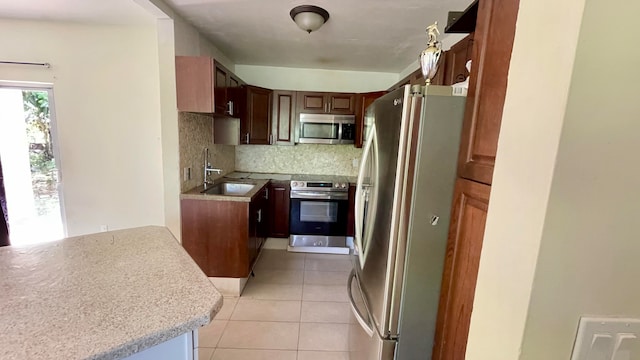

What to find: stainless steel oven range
left=288, top=178, right=352, bottom=254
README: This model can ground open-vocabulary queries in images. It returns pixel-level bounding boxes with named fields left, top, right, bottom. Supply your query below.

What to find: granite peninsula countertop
left=0, top=226, right=222, bottom=360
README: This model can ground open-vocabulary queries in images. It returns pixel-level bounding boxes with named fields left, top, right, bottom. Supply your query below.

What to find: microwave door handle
left=338, top=122, right=343, bottom=143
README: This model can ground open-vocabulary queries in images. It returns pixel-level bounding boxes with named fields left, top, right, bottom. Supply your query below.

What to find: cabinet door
left=457, top=0, right=519, bottom=185
left=227, top=75, right=243, bottom=117
left=248, top=199, right=258, bottom=266
left=214, top=62, right=229, bottom=115
left=432, top=179, right=490, bottom=360
left=175, top=56, right=214, bottom=113
left=257, top=188, right=269, bottom=248
left=444, top=34, right=474, bottom=86
left=297, top=91, right=327, bottom=114
left=268, top=182, right=290, bottom=238
left=244, top=86, right=272, bottom=145
left=181, top=199, right=250, bottom=277
left=327, top=93, right=356, bottom=114
left=272, top=90, right=297, bottom=146
left=251, top=187, right=269, bottom=262
left=355, top=91, right=386, bottom=148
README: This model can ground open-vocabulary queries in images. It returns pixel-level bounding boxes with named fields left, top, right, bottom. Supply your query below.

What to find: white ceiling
left=0, top=0, right=155, bottom=25
left=0, top=0, right=473, bottom=73
left=163, top=0, right=473, bottom=72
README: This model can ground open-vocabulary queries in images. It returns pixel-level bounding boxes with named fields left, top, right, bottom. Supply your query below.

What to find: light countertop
left=225, top=172, right=357, bottom=184
left=0, top=226, right=222, bottom=360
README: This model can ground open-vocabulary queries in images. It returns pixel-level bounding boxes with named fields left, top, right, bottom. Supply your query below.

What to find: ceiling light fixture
left=290, top=5, right=330, bottom=34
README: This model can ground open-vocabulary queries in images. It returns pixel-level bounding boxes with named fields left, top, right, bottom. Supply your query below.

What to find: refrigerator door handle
left=347, top=269, right=375, bottom=338
left=354, top=124, right=375, bottom=268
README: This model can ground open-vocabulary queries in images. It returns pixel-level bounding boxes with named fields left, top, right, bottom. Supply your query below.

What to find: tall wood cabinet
left=443, top=34, right=474, bottom=86
left=432, top=179, right=490, bottom=359
left=432, top=0, right=520, bottom=359
left=457, top=0, right=519, bottom=186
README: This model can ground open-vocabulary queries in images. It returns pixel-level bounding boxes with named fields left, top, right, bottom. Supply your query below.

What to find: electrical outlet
left=183, top=167, right=191, bottom=181
left=352, top=158, right=360, bottom=168
left=100, top=225, right=109, bottom=232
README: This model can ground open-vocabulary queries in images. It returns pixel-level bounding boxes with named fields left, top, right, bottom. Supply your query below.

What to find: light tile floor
left=197, top=248, right=353, bottom=360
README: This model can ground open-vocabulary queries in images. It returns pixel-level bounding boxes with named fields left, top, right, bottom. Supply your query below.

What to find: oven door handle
left=290, top=191, right=347, bottom=200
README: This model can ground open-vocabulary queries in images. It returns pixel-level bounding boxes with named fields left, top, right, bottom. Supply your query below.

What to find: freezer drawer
left=348, top=270, right=396, bottom=360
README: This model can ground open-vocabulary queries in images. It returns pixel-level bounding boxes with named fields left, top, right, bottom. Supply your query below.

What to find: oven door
left=290, top=193, right=348, bottom=236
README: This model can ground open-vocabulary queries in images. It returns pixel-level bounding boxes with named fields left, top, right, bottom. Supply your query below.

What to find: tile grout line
left=297, top=260, right=305, bottom=354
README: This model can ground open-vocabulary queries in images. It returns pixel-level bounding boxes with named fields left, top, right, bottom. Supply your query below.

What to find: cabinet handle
left=269, top=134, right=273, bottom=145
left=257, top=209, right=262, bottom=223
left=264, top=188, right=269, bottom=200
left=245, top=133, right=250, bottom=144
left=226, top=101, right=234, bottom=115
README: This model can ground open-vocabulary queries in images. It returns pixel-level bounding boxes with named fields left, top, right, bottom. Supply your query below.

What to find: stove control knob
left=341, top=183, right=347, bottom=189
left=292, top=181, right=298, bottom=187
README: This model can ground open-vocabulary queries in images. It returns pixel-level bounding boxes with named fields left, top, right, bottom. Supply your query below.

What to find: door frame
left=0, top=82, right=68, bottom=238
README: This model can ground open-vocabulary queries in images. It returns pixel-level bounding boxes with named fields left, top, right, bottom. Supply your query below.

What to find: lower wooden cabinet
left=181, top=186, right=268, bottom=278
left=432, top=178, right=491, bottom=360
left=268, top=181, right=290, bottom=238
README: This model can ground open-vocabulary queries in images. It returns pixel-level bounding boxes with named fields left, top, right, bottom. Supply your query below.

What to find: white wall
left=173, top=16, right=235, bottom=70
left=0, top=19, right=165, bottom=237
left=517, top=0, right=640, bottom=357
left=138, top=0, right=234, bottom=69
left=235, top=65, right=397, bottom=92
left=464, top=0, right=586, bottom=357
left=155, top=18, right=182, bottom=240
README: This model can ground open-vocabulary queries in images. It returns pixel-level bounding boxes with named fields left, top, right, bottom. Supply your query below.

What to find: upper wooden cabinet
left=457, top=0, right=519, bottom=185
left=272, top=90, right=297, bottom=146
left=297, top=91, right=356, bottom=115
left=175, top=56, right=244, bottom=116
left=355, top=91, right=386, bottom=148
left=239, top=85, right=272, bottom=145
left=443, top=33, right=474, bottom=86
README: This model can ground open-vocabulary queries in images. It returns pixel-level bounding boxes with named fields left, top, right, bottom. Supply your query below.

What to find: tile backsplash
left=236, top=144, right=363, bottom=176
left=178, top=112, right=235, bottom=192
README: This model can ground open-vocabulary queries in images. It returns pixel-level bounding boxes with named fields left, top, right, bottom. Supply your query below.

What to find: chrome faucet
left=203, top=147, right=222, bottom=188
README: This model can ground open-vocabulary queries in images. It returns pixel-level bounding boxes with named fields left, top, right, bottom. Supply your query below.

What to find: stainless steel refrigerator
left=348, top=84, right=466, bottom=360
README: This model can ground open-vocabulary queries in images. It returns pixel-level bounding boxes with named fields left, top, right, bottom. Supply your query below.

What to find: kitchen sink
left=201, top=182, right=255, bottom=196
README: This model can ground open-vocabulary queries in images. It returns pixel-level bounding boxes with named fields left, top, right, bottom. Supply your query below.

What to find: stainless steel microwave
left=297, top=113, right=356, bottom=145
